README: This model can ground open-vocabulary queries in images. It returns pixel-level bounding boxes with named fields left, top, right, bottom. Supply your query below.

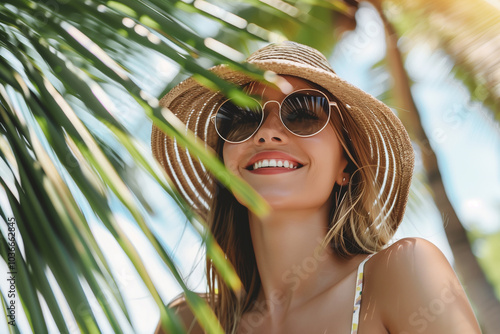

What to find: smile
left=248, top=159, right=302, bottom=171
left=245, top=151, right=304, bottom=173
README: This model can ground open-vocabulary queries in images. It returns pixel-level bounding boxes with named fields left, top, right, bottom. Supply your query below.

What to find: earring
left=342, top=177, right=346, bottom=182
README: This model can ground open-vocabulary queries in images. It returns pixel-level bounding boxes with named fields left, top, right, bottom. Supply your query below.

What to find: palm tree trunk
left=371, top=3, right=500, bottom=333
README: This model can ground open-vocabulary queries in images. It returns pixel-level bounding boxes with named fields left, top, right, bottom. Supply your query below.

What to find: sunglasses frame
left=211, top=88, right=341, bottom=144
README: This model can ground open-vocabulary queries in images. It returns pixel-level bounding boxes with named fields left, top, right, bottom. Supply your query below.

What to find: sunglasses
left=211, top=89, right=339, bottom=143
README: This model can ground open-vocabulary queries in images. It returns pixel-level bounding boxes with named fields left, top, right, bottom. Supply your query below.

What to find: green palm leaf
left=0, top=0, right=323, bottom=332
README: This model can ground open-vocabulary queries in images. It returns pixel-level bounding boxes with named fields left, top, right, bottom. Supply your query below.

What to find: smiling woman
left=151, top=42, right=481, bottom=334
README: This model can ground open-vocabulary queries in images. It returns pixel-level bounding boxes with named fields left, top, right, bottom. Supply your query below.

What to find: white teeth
left=251, top=159, right=299, bottom=170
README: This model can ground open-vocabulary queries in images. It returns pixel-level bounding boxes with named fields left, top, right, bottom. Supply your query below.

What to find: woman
left=152, top=42, right=480, bottom=333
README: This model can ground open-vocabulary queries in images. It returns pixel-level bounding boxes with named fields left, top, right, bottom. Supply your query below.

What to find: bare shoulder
left=155, top=294, right=205, bottom=334
left=364, top=237, right=481, bottom=333
left=371, top=237, right=449, bottom=269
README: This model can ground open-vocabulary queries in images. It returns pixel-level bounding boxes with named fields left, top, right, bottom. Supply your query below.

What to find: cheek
left=222, top=143, right=241, bottom=174
left=222, top=143, right=249, bottom=206
left=312, top=128, right=346, bottom=175
left=308, top=147, right=342, bottom=195
left=307, top=132, right=347, bottom=194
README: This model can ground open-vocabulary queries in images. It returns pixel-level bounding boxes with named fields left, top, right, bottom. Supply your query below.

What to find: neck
left=247, top=206, right=350, bottom=318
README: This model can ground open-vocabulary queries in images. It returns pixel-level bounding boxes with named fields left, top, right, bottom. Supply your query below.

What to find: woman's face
left=222, top=76, right=348, bottom=212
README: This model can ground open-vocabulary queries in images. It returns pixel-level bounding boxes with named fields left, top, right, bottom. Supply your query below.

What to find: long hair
left=205, top=82, right=396, bottom=332
left=324, top=95, right=397, bottom=255
left=205, top=136, right=259, bottom=333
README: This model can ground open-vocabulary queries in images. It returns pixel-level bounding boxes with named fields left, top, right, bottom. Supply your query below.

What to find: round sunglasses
left=211, top=89, right=339, bottom=143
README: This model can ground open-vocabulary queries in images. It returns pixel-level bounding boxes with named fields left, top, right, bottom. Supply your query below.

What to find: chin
left=262, top=197, right=330, bottom=213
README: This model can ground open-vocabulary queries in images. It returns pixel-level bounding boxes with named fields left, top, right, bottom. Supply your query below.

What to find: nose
left=253, top=100, right=288, bottom=144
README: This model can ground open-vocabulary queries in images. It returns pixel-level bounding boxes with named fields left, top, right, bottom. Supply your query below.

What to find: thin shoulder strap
left=350, top=254, right=374, bottom=334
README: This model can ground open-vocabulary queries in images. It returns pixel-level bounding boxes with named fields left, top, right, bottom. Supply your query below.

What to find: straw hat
left=151, top=41, right=414, bottom=225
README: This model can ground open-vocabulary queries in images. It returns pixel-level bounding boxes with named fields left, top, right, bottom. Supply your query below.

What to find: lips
left=245, top=151, right=304, bottom=171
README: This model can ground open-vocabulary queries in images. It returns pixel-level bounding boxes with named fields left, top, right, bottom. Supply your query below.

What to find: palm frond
left=382, top=0, right=500, bottom=119
left=0, top=0, right=346, bottom=332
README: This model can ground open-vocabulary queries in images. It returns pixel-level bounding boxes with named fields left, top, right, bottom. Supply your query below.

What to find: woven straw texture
left=151, top=41, right=415, bottom=225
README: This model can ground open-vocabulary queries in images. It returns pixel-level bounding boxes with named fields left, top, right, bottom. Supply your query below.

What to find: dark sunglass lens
left=281, top=91, right=330, bottom=136
left=215, top=100, right=262, bottom=142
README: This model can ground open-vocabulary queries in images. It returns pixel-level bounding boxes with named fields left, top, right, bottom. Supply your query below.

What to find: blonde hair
left=325, top=95, right=397, bottom=255
left=205, top=83, right=397, bottom=332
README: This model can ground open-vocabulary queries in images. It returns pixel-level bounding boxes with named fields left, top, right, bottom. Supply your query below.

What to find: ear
left=338, top=172, right=350, bottom=187
left=336, top=155, right=350, bottom=186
